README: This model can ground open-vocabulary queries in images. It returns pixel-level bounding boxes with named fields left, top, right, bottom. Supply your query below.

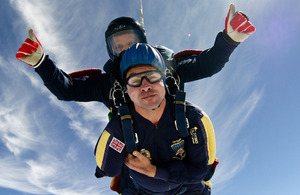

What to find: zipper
left=155, top=124, right=165, bottom=162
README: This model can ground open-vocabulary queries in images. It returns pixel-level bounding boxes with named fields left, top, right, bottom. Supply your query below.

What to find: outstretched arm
left=175, top=3, right=256, bottom=83
left=16, top=30, right=111, bottom=107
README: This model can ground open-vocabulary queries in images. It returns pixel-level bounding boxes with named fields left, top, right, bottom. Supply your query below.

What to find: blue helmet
left=120, top=43, right=165, bottom=79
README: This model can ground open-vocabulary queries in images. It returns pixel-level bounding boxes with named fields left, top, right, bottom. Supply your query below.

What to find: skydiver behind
left=101, top=3, right=256, bottom=85
left=16, top=4, right=256, bottom=106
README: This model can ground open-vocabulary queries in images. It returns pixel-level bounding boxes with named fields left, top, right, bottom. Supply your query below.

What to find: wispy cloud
left=211, top=88, right=263, bottom=193
left=0, top=156, right=47, bottom=194
left=186, top=53, right=264, bottom=193
left=48, top=97, right=108, bottom=147
left=2, top=1, right=113, bottom=194
left=0, top=58, right=113, bottom=194
left=11, top=0, right=76, bottom=70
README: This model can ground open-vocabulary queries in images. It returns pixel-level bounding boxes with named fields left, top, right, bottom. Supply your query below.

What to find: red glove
left=16, top=29, right=45, bottom=67
left=225, top=4, right=256, bottom=43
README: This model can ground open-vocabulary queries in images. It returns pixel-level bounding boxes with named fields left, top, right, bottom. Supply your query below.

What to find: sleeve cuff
left=33, top=53, right=46, bottom=68
left=154, top=167, right=169, bottom=181
left=221, top=30, right=240, bottom=46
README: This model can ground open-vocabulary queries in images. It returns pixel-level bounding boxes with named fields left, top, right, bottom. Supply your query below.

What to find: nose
left=140, top=78, right=152, bottom=92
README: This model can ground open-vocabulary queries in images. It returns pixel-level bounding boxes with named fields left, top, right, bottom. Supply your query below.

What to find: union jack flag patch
left=109, top=137, right=125, bottom=153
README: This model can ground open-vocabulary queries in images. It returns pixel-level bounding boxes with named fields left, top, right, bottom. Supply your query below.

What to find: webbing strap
left=109, top=75, right=137, bottom=154
left=165, top=68, right=180, bottom=96
left=118, top=105, right=137, bottom=153
left=174, top=91, right=189, bottom=138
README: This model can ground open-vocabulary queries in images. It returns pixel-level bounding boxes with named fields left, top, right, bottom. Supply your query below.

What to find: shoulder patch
left=171, top=138, right=186, bottom=160
left=190, top=126, right=199, bottom=144
left=109, top=137, right=125, bottom=153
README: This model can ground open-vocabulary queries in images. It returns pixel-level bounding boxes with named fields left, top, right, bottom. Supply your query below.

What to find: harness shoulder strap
left=174, top=91, right=189, bottom=138
left=165, top=67, right=189, bottom=139
left=109, top=73, right=137, bottom=153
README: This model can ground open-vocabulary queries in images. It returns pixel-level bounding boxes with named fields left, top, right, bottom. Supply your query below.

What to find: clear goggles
left=126, top=70, right=164, bottom=87
left=107, top=29, right=142, bottom=57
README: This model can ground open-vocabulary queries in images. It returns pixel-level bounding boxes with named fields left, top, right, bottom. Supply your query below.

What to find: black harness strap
left=165, top=67, right=190, bottom=138
left=117, top=105, right=137, bottom=153
left=109, top=75, right=137, bottom=153
left=174, top=90, right=190, bottom=138
left=70, top=67, right=218, bottom=188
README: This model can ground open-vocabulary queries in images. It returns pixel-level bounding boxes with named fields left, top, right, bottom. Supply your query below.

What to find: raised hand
left=225, top=3, right=256, bottom=43
left=16, top=29, right=45, bottom=67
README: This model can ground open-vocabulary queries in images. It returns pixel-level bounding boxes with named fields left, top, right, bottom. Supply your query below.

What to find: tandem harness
left=106, top=49, right=203, bottom=154
left=106, top=67, right=192, bottom=194
left=108, top=66, right=191, bottom=154
left=68, top=49, right=218, bottom=193
left=107, top=67, right=218, bottom=194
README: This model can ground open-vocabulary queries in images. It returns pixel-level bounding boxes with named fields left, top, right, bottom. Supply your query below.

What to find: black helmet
left=105, top=16, right=147, bottom=62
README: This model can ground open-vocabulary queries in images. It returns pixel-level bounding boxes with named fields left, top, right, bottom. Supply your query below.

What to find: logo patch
left=177, top=57, right=196, bottom=66
left=171, top=138, right=186, bottom=160
left=114, top=25, right=126, bottom=31
left=140, top=149, right=152, bottom=161
left=190, top=127, right=199, bottom=144
left=109, top=137, right=125, bottom=153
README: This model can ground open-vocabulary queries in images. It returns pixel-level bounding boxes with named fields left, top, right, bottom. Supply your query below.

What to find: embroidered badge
left=109, top=137, right=125, bottom=153
left=171, top=138, right=186, bottom=160
left=140, top=149, right=152, bottom=161
left=190, top=126, right=199, bottom=144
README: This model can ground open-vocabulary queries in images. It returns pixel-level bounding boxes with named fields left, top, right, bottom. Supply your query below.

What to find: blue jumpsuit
left=33, top=31, right=234, bottom=194
left=94, top=98, right=216, bottom=194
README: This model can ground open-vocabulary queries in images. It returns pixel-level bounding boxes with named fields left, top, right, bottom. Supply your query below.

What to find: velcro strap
left=174, top=100, right=186, bottom=105
left=69, top=68, right=102, bottom=79
left=121, top=115, right=132, bottom=120
left=174, top=49, right=203, bottom=62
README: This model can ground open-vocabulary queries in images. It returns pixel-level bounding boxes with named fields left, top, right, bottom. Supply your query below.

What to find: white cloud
left=47, top=96, right=107, bottom=147
left=184, top=48, right=263, bottom=192
left=0, top=156, right=48, bottom=194
left=0, top=74, right=112, bottom=194
left=212, top=147, right=250, bottom=193
left=11, top=0, right=76, bottom=71
left=210, top=89, right=263, bottom=192
left=0, top=66, right=43, bottom=157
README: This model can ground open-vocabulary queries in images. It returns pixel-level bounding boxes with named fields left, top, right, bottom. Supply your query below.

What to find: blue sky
left=0, top=0, right=299, bottom=194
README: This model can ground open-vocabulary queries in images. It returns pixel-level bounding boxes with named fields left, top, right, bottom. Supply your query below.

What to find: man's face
left=110, top=31, right=140, bottom=56
left=126, top=65, right=165, bottom=111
